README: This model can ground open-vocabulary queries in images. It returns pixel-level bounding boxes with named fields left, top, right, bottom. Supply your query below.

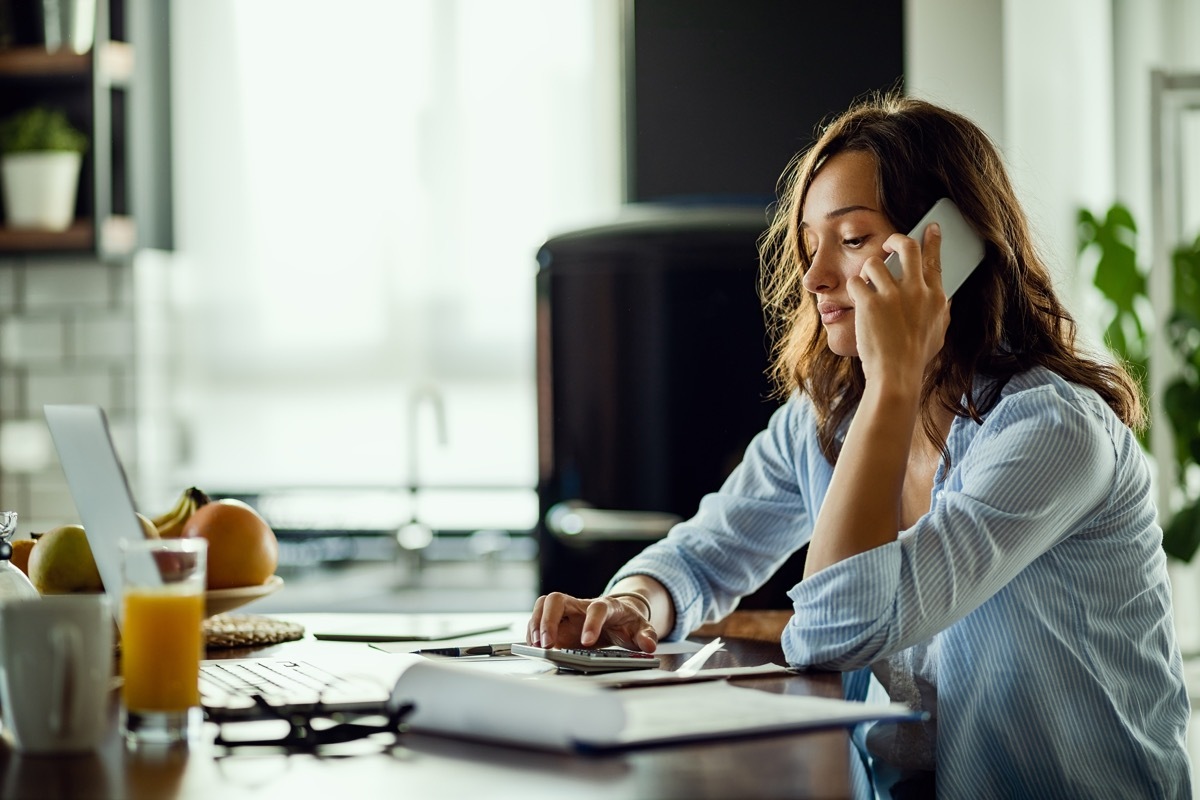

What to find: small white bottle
left=0, top=512, right=38, bottom=600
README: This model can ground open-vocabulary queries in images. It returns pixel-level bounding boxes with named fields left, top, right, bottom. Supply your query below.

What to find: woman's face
left=799, top=150, right=898, bottom=357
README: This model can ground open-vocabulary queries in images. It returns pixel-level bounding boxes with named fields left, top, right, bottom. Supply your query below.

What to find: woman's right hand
left=526, top=591, right=658, bottom=653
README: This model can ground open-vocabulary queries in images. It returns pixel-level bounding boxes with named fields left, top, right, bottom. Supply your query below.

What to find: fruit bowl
left=204, top=575, right=284, bottom=617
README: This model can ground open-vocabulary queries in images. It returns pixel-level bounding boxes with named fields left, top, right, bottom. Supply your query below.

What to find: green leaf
left=0, top=107, right=88, bottom=154
left=1174, top=242, right=1200, bottom=322
left=1077, top=209, right=1098, bottom=255
left=1163, top=499, right=1200, bottom=563
left=1163, top=381, right=1198, bottom=429
left=1103, top=316, right=1130, bottom=359
left=1163, top=381, right=1200, bottom=480
left=1105, top=203, right=1138, bottom=235
left=1095, top=256, right=1144, bottom=314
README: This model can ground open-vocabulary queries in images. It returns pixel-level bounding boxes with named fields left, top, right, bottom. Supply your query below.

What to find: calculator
left=510, top=644, right=661, bottom=674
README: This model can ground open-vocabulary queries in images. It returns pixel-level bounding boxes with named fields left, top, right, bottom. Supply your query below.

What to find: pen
left=417, top=643, right=514, bottom=657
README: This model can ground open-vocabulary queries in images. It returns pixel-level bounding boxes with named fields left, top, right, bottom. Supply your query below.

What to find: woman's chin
left=825, top=337, right=859, bottom=359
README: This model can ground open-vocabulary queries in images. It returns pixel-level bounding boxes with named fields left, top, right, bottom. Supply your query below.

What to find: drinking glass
left=0, top=511, right=38, bottom=601
left=121, top=537, right=206, bottom=746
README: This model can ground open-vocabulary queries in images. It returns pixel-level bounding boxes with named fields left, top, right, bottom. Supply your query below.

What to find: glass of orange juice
left=121, top=537, right=206, bottom=746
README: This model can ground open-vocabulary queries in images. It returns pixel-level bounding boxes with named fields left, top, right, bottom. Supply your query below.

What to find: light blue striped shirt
left=610, top=366, right=1191, bottom=798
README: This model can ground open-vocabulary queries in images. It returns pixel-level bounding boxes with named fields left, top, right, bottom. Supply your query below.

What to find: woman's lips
left=818, top=302, right=851, bottom=325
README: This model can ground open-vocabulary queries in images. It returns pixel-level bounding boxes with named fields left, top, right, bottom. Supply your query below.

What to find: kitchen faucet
left=395, top=384, right=448, bottom=573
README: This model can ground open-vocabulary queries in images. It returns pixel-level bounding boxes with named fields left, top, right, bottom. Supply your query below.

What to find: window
left=148, top=0, right=621, bottom=533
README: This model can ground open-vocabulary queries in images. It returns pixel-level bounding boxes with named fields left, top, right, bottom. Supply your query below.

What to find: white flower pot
left=41, top=0, right=97, bottom=55
left=1, top=151, right=84, bottom=231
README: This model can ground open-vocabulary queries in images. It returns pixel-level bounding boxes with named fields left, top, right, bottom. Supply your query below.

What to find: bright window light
left=155, top=0, right=621, bottom=529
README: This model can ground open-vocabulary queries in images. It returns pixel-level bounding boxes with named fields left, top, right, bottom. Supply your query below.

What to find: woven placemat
left=204, top=613, right=306, bottom=649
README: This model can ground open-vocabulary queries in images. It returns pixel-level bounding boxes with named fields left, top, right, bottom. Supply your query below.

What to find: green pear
left=27, top=524, right=103, bottom=593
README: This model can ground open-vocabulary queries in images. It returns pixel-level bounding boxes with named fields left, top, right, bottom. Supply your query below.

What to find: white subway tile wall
left=2, top=317, right=67, bottom=364
left=71, top=314, right=134, bottom=362
left=0, top=477, right=24, bottom=518
left=24, top=369, right=120, bottom=412
left=22, top=260, right=114, bottom=310
left=0, top=264, right=15, bottom=313
left=0, top=419, right=56, bottom=472
left=0, top=257, right=137, bottom=534
left=26, top=477, right=80, bottom=530
left=0, top=372, right=18, bottom=420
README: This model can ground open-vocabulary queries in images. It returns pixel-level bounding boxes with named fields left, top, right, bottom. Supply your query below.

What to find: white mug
left=0, top=594, right=113, bottom=754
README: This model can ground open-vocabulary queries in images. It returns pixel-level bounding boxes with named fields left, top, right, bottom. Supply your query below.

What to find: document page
left=585, top=662, right=794, bottom=687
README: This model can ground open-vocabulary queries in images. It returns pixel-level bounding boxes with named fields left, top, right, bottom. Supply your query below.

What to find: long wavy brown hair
left=759, top=94, right=1144, bottom=463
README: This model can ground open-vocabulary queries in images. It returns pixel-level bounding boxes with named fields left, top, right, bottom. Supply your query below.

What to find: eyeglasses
left=213, top=695, right=415, bottom=753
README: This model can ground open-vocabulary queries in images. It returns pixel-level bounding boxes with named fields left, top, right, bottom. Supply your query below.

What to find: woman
left=526, top=95, right=1191, bottom=798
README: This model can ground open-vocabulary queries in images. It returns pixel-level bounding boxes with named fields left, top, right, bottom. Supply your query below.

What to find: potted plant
left=0, top=106, right=88, bottom=231
left=1078, top=204, right=1200, bottom=560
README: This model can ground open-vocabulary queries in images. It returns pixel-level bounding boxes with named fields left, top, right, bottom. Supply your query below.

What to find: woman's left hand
left=849, top=222, right=951, bottom=388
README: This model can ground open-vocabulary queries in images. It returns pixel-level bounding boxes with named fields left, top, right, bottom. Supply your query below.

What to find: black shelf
left=0, top=0, right=137, bottom=259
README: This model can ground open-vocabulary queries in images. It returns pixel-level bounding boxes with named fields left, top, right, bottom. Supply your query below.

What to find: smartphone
left=883, top=197, right=984, bottom=298
left=510, top=644, right=661, bottom=674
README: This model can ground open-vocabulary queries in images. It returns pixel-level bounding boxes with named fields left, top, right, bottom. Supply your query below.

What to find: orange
left=180, top=499, right=278, bottom=590
left=10, top=538, right=35, bottom=576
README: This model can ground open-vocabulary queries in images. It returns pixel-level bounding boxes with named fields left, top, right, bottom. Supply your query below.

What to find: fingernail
left=930, top=222, right=941, bottom=235
left=581, top=630, right=595, bottom=646
left=540, top=630, right=552, bottom=648
left=531, top=630, right=541, bottom=646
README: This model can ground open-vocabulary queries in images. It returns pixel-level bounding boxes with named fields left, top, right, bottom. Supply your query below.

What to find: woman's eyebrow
left=798, top=205, right=878, bottom=229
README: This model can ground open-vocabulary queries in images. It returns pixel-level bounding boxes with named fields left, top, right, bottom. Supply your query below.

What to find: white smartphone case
left=883, top=197, right=985, bottom=298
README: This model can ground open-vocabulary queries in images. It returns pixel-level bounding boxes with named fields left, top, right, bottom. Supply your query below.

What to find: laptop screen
left=43, top=404, right=161, bottom=630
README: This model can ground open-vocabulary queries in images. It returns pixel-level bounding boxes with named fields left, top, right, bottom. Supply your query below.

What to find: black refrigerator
left=534, top=206, right=807, bottom=609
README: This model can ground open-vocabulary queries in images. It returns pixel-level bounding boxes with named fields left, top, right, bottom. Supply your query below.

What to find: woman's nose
left=801, top=251, right=836, bottom=293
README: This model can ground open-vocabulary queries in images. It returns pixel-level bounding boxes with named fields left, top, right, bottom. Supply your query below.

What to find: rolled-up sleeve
left=609, top=396, right=819, bottom=640
left=783, top=542, right=902, bottom=666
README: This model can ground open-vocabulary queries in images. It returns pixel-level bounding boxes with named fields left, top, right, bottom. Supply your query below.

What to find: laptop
left=41, top=404, right=439, bottom=721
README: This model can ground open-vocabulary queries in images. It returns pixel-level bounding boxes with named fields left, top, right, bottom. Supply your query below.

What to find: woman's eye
left=842, top=237, right=866, bottom=248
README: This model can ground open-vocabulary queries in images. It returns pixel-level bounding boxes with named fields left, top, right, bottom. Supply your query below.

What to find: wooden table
left=0, top=612, right=851, bottom=800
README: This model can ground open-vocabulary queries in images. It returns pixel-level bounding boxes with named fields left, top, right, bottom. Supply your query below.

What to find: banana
left=187, top=486, right=211, bottom=509
left=153, top=487, right=211, bottom=538
left=150, top=490, right=190, bottom=529
left=154, top=498, right=193, bottom=538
